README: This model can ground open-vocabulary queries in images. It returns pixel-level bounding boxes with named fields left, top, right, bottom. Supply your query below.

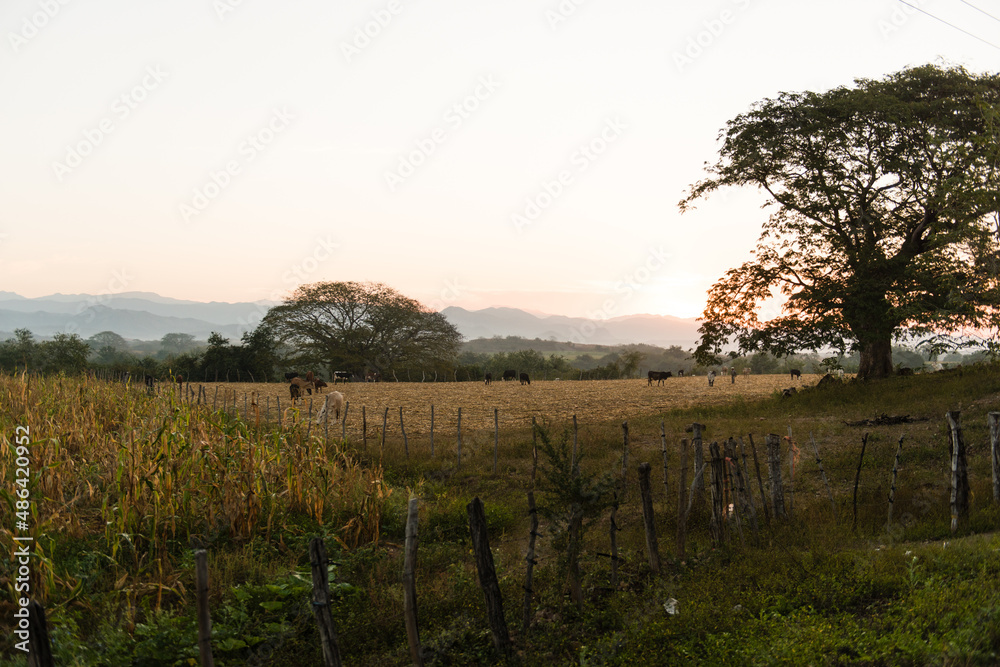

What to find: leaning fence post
left=429, top=404, right=435, bottom=457
left=403, top=499, right=424, bottom=667
left=194, top=549, right=215, bottom=667
left=620, top=421, right=630, bottom=502
left=660, top=420, right=669, bottom=501
left=309, top=538, right=344, bottom=667
left=381, top=407, right=389, bottom=455
left=886, top=434, right=904, bottom=529
left=467, top=497, right=513, bottom=662
left=400, top=406, right=409, bottom=458
left=708, top=442, right=727, bottom=545
left=638, top=462, right=661, bottom=574
left=852, top=433, right=869, bottom=533
left=27, top=599, right=55, bottom=667
left=947, top=411, right=970, bottom=534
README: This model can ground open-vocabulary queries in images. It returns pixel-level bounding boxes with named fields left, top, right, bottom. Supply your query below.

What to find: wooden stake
left=638, top=462, right=661, bottom=574
left=309, top=538, right=344, bottom=667
left=660, top=420, right=669, bottom=501
left=947, top=411, right=969, bottom=534
left=852, top=433, right=869, bottom=533
left=467, top=497, right=513, bottom=661
left=27, top=600, right=54, bottom=667
left=429, top=404, right=434, bottom=457
left=493, top=408, right=499, bottom=474
left=403, top=499, right=424, bottom=666
left=886, top=434, right=904, bottom=529
left=748, top=434, right=770, bottom=525
left=766, top=433, right=786, bottom=520
left=400, top=406, right=409, bottom=458
left=676, top=438, right=689, bottom=561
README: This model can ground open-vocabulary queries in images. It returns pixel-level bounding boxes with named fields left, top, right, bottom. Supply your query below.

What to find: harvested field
left=181, top=373, right=824, bottom=437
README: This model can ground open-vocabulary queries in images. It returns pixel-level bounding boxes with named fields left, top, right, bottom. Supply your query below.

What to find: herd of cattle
left=484, top=370, right=530, bottom=385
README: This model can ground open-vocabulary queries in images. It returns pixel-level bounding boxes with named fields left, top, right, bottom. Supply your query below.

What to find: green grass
left=3, top=364, right=1000, bottom=665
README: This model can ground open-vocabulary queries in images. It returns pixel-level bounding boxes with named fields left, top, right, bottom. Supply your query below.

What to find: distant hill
left=0, top=292, right=701, bottom=347
left=441, top=306, right=700, bottom=348
left=0, top=292, right=272, bottom=340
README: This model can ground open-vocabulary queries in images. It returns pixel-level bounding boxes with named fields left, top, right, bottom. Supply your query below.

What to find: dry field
left=184, top=373, right=822, bottom=438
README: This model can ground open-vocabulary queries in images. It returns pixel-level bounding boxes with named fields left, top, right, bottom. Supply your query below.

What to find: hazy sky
left=1, top=0, right=997, bottom=321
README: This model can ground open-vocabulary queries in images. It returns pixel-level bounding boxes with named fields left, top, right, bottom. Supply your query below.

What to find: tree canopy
left=681, top=64, right=1000, bottom=378
left=262, top=281, right=462, bottom=378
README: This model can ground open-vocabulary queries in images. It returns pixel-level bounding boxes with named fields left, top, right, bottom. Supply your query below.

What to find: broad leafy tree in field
left=263, top=281, right=462, bottom=378
left=681, top=64, right=1000, bottom=378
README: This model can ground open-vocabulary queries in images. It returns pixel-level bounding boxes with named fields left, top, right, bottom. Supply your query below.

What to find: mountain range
left=0, top=292, right=701, bottom=348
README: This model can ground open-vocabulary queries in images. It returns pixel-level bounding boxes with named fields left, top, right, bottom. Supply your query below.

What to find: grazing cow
left=485, top=372, right=492, bottom=385
left=648, top=370, right=672, bottom=386
left=333, top=371, right=352, bottom=384
left=313, top=379, right=328, bottom=392
left=284, top=372, right=299, bottom=380
left=502, top=369, right=517, bottom=381
left=316, top=391, right=345, bottom=423
left=289, top=377, right=314, bottom=400
left=306, top=371, right=315, bottom=382
left=519, top=372, right=530, bottom=385
left=790, top=368, right=802, bottom=380
left=708, top=370, right=716, bottom=387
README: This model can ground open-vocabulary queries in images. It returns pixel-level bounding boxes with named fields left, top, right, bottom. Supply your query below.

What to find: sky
left=1, top=0, right=997, bottom=324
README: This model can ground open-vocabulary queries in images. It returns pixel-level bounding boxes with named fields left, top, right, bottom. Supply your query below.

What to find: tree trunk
left=856, top=335, right=894, bottom=379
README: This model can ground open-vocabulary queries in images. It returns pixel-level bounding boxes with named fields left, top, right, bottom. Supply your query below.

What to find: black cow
left=333, top=371, right=352, bottom=384
left=284, top=372, right=299, bottom=380
left=790, top=368, right=802, bottom=380
left=519, top=372, right=530, bottom=385
left=485, top=373, right=492, bottom=385
left=502, top=369, right=517, bottom=381
left=648, top=370, right=672, bottom=386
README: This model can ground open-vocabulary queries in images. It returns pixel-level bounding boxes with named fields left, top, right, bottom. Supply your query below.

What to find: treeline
left=1, top=327, right=982, bottom=383
left=0, top=327, right=279, bottom=382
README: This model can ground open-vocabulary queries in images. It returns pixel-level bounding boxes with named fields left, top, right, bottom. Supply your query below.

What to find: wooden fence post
left=947, top=411, right=970, bottom=534
left=708, top=442, right=727, bottom=545
left=309, top=538, right=344, bottom=667
left=430, top=404, right=435, bottom=457
left=730, top=438, right=758, bottom=545
left=887, top=434, right=904, bottom=529
left=457, top=407, right=462, bottom=469
left=381, top=407, right=389, bottom=454
left=403, top=499, right=424, bottom=667
left=493, top=408, right=499, bottom=474
left=689, top=423, right=706, bottom=520
left=786, top=426, right=795, bottom=520
left=766, top=434, right=786, bottom=520
left=467, top=497, right=514, bottom=662
left=724, top=438, right=746, bottom=546
left=989, top=412, right=1000, bottom=504
left=26, top=599, right=54, bottom=667
left=400, top=407, right=409, bottom=458
left=362, top=405, right=367, bottom=448
left=194, top=549, right=215, bottom=667
left=638, top=462, right=661, bottom=574
left=341, top=401, right=348, bottom=441
left=852, top=433, right=869, bottom=533
left=747, top=434, right=770, bottom=525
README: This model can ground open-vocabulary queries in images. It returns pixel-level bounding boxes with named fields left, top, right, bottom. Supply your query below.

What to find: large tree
left=681, top=64, right=1000, bottom=378
left=263, top=281, right=462, bottom=378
